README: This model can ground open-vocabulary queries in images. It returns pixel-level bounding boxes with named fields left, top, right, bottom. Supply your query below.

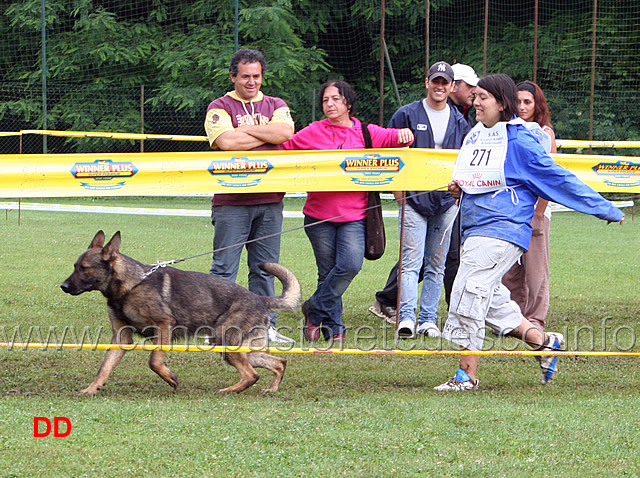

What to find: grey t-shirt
left=422, top=99, right=451, bottom=149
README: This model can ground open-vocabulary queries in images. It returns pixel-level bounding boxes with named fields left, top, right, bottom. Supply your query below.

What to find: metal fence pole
left=425, top=0, right=430, bottom=75
left=41, top=0, right=47, bottom=153
left=483, top=0, right=489, bottom=75
left=589, top=0, right=598, bottom=146
left=234, top=0, right=239, bottom=52
left=140, top=85, right=145, bottom=152
left=533, top=0, right=539, bottom=83
left=378, top=0, right=386, bottom=126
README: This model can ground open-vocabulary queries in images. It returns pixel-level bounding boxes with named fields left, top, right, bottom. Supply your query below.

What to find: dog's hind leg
left=248, top=352, right=287, bottom=393
left=148, top=321, right=179, bottom=390
left=216, top=352, right=260, bottom=394
left=80, top=317, right=133, bottom=396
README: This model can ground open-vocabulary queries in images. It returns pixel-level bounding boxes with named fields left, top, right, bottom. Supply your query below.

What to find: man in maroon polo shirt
left=204, top=49, right=295, bottom=344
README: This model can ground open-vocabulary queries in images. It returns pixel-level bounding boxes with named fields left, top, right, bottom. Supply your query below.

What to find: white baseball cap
left=451, top=63, right=479, bottom=86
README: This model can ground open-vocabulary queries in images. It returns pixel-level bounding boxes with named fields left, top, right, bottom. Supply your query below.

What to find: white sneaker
left=203, top=336, right=214, bottom=346
left=368, top=300, right=397, bottom=325
left=396, top=319, right=415, bottom=339
left=434, top=376, right=480, bottom=392
left=416, top=322, right=441, bottom=337
left=268, top=326, right=295, bottom=345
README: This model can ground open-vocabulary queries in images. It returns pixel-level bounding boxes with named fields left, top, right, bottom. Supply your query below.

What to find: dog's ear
left=102, top=231, right=121, bottom=261
left=89, top=230, right=106, bottom=249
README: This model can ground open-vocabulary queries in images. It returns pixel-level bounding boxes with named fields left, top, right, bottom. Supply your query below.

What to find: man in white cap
left=449, top=63, right=479, bottom=123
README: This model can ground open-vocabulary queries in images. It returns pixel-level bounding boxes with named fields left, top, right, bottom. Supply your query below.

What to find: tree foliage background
left=1, top=0, right=639, bottom=153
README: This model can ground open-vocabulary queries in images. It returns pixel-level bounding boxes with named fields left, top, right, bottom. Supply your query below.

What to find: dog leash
left=143, top=187, right=450, bottom=277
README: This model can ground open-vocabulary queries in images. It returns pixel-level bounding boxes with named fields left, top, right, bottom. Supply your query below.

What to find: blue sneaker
left=536, top=332, right=564, bottom=384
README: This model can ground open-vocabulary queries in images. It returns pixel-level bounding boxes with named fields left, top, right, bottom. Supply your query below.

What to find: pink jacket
left=282, top=118, right=408, bottom=221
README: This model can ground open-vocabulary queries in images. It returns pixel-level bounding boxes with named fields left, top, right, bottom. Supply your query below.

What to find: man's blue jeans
left=398, top=203, right=457, bottom=326
left=210, top=202, right=283, bottom=326
left=303, top=215, right=365, bottom=338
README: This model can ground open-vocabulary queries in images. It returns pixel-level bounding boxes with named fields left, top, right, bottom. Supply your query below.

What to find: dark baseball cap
left=427, top=61, right=454, bottom=82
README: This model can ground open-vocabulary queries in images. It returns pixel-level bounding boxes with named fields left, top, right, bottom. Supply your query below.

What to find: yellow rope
left=1, top=342, right=638, bottom=357
left=4, top=130, right=640, bottom=148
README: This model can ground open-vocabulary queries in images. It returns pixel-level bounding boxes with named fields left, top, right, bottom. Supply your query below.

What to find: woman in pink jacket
left=283, top=80, right=413, bottom=343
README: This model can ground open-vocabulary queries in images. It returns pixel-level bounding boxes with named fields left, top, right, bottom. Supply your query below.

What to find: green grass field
left=0, top=197, right=639, bottom=477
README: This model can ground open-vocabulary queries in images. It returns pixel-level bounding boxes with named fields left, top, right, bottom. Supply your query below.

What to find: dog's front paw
left=168, top=372, right=179, bottom=390
left=79, top=385, right=101, bottom=396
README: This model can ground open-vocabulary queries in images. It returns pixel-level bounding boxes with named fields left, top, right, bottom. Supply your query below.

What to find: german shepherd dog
left=61, top=231, right=300, bottom=395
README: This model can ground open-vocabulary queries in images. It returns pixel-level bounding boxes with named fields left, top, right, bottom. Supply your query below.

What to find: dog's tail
left=258, top=262, right=301, bottom=312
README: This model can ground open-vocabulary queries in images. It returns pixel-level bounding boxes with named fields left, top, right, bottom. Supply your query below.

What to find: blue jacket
left=460, top=124, right=624, bottom=251
left=388, top=100, right=470, bottom=216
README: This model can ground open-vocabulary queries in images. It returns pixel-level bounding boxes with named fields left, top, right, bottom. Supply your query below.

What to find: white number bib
left=452, top=121, right=509, bottom=194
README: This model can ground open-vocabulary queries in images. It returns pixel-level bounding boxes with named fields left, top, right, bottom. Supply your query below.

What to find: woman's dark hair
left=318, top=80, right=357, bottom=116
left=516, top=80, right=553, bottom=129
left=477, top=74, right=518, bottom=122
left=229, top=49, right=267, bottom=76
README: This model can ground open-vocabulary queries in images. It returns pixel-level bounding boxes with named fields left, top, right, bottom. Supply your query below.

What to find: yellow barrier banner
left=1, top=148, right=639, bottom=197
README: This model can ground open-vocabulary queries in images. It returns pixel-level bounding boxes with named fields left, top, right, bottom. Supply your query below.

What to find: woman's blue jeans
left=303, top=215, right=365, bottom=338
